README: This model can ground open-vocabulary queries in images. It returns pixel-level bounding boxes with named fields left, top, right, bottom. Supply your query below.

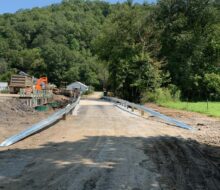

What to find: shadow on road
left=0, top=136, right=219, bottom=190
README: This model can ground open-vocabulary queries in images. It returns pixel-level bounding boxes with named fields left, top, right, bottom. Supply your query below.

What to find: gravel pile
left=0, top=99, right=34, bottom=114
left=0, top=98, right=37, bottom=127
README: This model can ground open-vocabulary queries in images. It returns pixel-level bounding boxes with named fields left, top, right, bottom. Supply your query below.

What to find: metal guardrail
left=103, top=96, right=193, bottom=130
left=0, top=96, right=80, bottom=147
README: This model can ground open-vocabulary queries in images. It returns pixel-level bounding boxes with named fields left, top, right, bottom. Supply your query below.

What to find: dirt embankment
left=0, top=95, right=69, bottom=142
left=0, top=98, right=51, bottom=127
left=145, top=103, right=220, bottom=146
left=0, top=98, right=52, bottom=142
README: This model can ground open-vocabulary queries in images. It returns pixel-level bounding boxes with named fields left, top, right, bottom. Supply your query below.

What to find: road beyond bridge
left=0, top=97, right=219, bottom=190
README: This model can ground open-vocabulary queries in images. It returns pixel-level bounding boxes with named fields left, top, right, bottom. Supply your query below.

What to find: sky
left=0, top=0, right=156, bottom=14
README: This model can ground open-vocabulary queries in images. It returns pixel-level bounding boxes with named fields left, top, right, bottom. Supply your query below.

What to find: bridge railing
left=103, top=96, right=193, bottom=131
left=0, top=96, right=80, bottom=147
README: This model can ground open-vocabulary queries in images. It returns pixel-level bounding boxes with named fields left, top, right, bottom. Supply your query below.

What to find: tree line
left=0, top=0, right=219, bottom=102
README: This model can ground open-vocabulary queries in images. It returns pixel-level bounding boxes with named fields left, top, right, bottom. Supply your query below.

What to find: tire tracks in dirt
left=1, top=99, right=220, bottom=190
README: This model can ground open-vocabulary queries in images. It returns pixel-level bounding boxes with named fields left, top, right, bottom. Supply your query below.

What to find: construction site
left=0, top=0, right=220, bottom=189
left=0, top=75, right=219, bottom=190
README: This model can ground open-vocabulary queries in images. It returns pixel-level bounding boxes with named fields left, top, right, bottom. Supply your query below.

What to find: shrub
left=0, top=89, right=9, bottom=94
left=141, top=85, right=181, bottom=103
left=83, top=86, right=94, bottom=95
left=204, top=73, right=220, bottom=100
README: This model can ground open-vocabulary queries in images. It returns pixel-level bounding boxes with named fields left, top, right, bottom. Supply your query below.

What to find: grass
left=0, top=89, right=9, bottom=94
left=159, top=101, right=220, bottom=117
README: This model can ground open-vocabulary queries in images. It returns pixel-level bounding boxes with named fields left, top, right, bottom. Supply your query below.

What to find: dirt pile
left=1, top=98, right=34, bottom=112
left=0, top=99, right=34, bottom=121
left=0, top=95, right=70, bottom=130
left=0, top=98, right=52, bottom=129
left=53, top=95, right=70, bottom=108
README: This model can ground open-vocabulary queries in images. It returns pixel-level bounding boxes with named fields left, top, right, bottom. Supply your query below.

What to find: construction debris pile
left=0, top=94, right=72, bottom=128
left=0, top=99, right=40, bottom=127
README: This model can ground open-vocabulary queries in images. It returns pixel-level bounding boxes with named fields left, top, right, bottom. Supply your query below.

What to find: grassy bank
left=159, top=101, right=220, bottom=117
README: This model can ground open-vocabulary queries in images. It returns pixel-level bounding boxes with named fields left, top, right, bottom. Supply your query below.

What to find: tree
left=157, top=0, right=220, bottom=100
left=0, top=0, right=219, bottom=100
left=95, top=3, right=162, bottom=101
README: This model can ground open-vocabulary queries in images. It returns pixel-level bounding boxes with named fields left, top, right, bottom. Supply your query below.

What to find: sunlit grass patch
left=159, top=101, right=220, bottom=117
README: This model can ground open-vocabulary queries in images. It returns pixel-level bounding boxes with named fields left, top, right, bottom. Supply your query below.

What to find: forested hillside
left=0, top=0, right=219, bottom=102
left=0, top=0, right=109, bottom=87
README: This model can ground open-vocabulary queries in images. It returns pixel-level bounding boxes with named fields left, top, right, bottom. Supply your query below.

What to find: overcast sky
left=0, top=0, right=156, bottom=14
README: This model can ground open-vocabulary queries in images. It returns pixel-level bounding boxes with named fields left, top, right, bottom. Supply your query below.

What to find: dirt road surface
left=0, top=98, right=219, bottom=190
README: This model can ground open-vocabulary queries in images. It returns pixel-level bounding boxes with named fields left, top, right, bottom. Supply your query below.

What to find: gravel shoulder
left=145, top=103, right=220, bottom=146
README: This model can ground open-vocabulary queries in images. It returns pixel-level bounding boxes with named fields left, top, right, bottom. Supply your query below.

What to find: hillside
left=0, top=0, right=109, bottom=87
left=0, top=0, right=219, bottom=101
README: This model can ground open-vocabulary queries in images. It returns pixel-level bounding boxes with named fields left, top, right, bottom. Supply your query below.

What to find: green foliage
left=96, top=61, right=109, bottom=90
left=83, top=86, right=94, bottom=95
left=0, top=58, right=8, bottom=74
left=0, top=0, right=109, bottom=87
left=160, top=101, right=220, bottom=117
left=156, top=0, right=220, bottom=100
left=0, top=58, right=17, bottom=81
left=0, top=89, right=9, bottom=94
left=141, top=85, right=181, bottom=103
left=95, top=3, right=163, bottom=102
left=10, top=48, right=46, bottom=76
left=0, top=0, right=219, bottom=102
left=204, top=73, right=220, bottom=99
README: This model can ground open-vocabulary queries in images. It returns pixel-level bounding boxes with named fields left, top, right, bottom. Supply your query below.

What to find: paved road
left=0, top=99, right=219, bottom=190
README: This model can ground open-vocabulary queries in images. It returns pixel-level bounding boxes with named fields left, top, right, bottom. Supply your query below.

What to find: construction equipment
left=35, top=77, right=48, bottom=91
left=52, top=87, right=61, bottom=95
left=9, top=75, right=33, bottom=94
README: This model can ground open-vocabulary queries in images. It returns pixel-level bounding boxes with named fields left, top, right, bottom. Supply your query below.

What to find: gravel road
left=0, top=99, right=219, bottom=190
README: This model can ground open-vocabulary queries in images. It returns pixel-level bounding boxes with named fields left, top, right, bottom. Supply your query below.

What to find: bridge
left=0, top=94, right=219, bottom=190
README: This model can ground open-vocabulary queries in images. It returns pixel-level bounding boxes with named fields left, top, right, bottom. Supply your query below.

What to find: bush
left=0, top=89, right=9, bottom=94
left=83, top=86, right=94, bottom=95
left=141, top=85, right=181, bottom=103
left=204, top=73, right=220, bottom=100
left=167, top=84, right=181, bottom=101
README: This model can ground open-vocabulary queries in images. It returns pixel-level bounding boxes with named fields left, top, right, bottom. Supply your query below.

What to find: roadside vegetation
left=0, top=0, right=219, bottom=105
left=141, top=86, right=220, bottom=117
left=159, top=101, right=220, bottom=117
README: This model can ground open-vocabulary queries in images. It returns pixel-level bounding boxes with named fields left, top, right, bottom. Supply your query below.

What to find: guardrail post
left=72, top=103, right=79, bottom=116
left=64, top=114, right=67, bottom=120
left=141, top=110, right=144, bottom=116
left=62, top=113, right=67, bottom=120
left=132, top=107, right=134, bottom=112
